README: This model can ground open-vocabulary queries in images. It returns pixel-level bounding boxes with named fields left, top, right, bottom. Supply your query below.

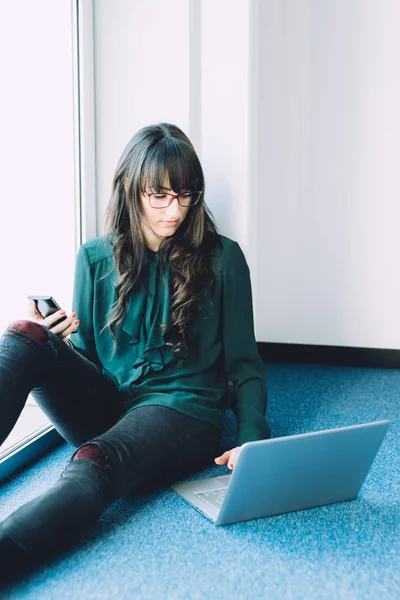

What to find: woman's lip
left=160, top=220, right=179, bottom=225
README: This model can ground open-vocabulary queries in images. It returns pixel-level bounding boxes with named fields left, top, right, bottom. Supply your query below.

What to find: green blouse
left=71, top=235, right=270, bottom=446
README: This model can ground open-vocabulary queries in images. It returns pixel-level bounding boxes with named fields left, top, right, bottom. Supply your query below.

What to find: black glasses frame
left=145, top=191, right=203, bottom=209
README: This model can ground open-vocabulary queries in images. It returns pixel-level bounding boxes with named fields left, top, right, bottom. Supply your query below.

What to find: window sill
left=0, top=425, right=64, bottom=483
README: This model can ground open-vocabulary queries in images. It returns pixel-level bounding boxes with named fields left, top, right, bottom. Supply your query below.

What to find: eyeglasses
left=144, top=190, right=203, bottom=209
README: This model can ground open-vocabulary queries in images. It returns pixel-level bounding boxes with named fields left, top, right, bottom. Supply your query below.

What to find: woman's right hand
left=28, top=300, right=80, bottom=344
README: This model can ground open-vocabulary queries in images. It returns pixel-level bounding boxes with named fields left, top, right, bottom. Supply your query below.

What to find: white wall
left=256, top=0, right=400, bottom=348
left=92, top=0, right=400, bottom=350
left=200, top=0, right=253, bottom=251
left=94, top=0, right=191, bottom=233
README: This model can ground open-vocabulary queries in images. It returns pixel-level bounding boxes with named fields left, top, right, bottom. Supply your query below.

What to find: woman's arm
left=69, top=245, right=101, bottom=365
left=222, top=241, right=271, bottom=446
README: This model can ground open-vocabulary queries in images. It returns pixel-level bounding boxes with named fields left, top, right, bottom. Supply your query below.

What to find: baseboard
left=257, top=342, right=400, bottom=369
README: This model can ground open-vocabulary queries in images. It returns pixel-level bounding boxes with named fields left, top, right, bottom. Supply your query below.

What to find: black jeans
left=0, top=321, right=221, bottom=570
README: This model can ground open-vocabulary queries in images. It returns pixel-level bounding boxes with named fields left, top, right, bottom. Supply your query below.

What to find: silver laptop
left=171, top=420, right=389, bottom=526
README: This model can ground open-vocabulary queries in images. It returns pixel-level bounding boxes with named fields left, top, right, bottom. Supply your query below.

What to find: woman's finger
left=214, top=450, right=231, bottom=464
left=47, top=313, right=79, bottom=337
left=228, top=447, right=242, bottom=469
left=28, top=300, right=44, bottom=321
left=58, top=320, right=80, bottom=340
left=42, top=309, right=67, bottom=329
left=215, top=447, right=242, bottom=469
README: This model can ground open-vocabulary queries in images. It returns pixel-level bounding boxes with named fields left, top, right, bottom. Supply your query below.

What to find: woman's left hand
left=214, top=446, right=242, bottom=470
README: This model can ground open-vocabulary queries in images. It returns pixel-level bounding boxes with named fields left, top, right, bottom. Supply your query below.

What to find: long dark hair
left=104, top=123, right=221, bottom=359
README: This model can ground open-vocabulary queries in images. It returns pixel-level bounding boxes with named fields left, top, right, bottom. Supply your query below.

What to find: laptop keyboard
left=194, top=487, right=227, bottom=510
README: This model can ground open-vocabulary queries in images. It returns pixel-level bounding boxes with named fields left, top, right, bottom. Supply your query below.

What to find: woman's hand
left=214, top=446, right=242, bottom=470
left=29, top=300, right=80, bottom=344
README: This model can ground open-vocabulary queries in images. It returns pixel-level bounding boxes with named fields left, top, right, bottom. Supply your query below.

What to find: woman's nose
left=167, top=198, right=183, bottom=217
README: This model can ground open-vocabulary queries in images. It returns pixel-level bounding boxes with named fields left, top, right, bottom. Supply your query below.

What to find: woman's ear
left=123, top=177, right=128, bottom=194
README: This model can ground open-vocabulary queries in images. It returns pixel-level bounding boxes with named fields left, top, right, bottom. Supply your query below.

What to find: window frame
left=0, top=0, right=97, bottom=483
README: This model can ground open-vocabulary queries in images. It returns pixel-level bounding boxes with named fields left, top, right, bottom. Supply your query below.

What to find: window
left=0, top=1, right=77, bottom=467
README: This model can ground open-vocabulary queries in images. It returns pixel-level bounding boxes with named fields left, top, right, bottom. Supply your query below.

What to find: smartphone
left=27, top=295, right=68, bottom=328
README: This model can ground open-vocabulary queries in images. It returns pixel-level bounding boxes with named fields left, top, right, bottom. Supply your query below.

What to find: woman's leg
left=0, top=320, right=125, bottom=448
left=0, top=406, right=220, bottom=577
left=82, top=404, right=222, bottom=498
left=0, top=320, right=49, bottom=446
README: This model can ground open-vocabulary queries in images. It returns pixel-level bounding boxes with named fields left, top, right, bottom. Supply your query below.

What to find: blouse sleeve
left=222, top=241, right=271, bottom=445
left=69, top=245, right=100, bottom=365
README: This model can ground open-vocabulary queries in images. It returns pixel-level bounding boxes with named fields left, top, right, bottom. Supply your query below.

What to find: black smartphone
left=27, top=295, right=68, bottom=328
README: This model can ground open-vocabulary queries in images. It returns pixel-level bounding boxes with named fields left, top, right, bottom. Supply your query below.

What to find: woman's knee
left=72, top=443, right=107, bottom=468
left=67, top=442, right=118, bottom=504
left=4, top=320, right=49, bottom=344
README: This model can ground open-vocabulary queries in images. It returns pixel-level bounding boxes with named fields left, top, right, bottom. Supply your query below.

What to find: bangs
left=140, top=138, right=204, bottom=193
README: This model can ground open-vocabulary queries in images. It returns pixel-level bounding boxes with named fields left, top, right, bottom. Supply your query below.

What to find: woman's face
left=139, top=178, right=190, bottom=250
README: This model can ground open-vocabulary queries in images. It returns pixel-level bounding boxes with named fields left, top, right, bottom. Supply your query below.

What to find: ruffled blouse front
left=120, top=250, right=174, bottom=382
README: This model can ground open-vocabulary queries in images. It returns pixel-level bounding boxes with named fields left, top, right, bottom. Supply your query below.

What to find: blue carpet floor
left=0, top=363, right=399, bottom=599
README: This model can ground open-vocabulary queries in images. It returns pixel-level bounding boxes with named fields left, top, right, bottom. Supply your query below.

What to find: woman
left=0, top=123, right=270, bottom=578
